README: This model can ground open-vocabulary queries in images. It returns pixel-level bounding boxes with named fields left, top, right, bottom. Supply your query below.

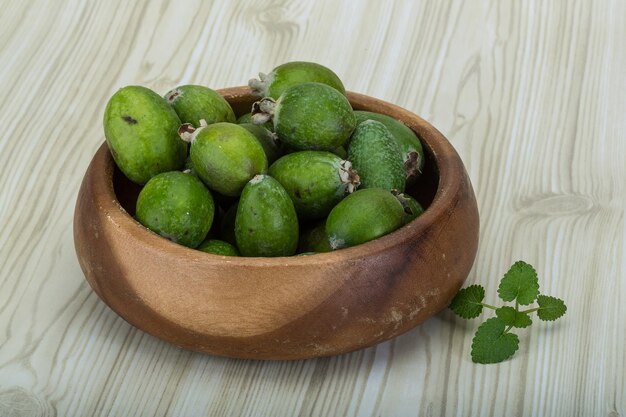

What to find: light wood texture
left=0, top=0, right=624, bottom=415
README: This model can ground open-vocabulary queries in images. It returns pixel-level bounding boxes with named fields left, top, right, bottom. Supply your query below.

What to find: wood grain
left=0, top=0, right=624, bottom=415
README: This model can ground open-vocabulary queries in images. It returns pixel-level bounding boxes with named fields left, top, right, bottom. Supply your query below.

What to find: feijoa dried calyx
left=237, top=112, right=274, bottom=131
left=393, top=191, right=424, bottom=224
left=251, top=82, right=356, bottom=151
left=249, top=61, right=346, bottom=99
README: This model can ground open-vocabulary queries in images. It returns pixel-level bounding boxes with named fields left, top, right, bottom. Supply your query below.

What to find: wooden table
left=1, top=1, right=624, bottom=415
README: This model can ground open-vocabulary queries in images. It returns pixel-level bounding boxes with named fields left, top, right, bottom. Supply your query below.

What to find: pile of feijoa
left=103, top=61, right=426, bottom=257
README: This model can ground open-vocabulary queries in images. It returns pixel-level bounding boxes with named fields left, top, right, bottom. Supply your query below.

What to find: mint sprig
left=450, top=261, right=567, bottom=364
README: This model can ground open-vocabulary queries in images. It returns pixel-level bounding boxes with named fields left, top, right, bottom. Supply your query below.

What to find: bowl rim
left=92, top=87, right=464, bottom=266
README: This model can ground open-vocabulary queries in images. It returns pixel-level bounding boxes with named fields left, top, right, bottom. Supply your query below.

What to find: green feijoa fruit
left=237, top=112, right=273, bottom=131
left=239, top=123, right=282, bottom=164
left=186, top=122, right=268, bottom=197
left=354, top=111, right=425, bottom=184
left=197, top=239, right=240, bottom=256
left=348, top=120, right=406, bottom=192
left=165, top=85, right=235, bottom=127
left=135, top=171, right=214, bottom=248
left=249, top=61, right=346, bottom=99
left=268, top=151, right=360, bottom=220
left=393, top=192, right=425, bottom=224
left=235, top=175, right=298, bottom=257
left=236, top=112, right=253, bottom=124
left=298, top=221, right=332, bottom=253
left=326, top=188, right=405, bottom=250
left=283, top=143, right=345, bottom=159
left=103, top=85, right=186, bottom=184
left=252, top=82, right=356, bottom=151
left=219, top=202, right=238, bottom=245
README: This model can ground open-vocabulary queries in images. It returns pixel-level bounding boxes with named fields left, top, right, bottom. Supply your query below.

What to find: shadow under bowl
left=73, top=87, right=479, bottom=360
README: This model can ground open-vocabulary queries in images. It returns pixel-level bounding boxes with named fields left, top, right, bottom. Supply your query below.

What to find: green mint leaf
left=496, top=306, right=532, bottom=328
left=449, top=285, right=485, bottom=319
left=497, top=261, right=540, bottom=305
left=471, top=317, right=520, bottom=364
left=536, top=295, right=567, bottom=321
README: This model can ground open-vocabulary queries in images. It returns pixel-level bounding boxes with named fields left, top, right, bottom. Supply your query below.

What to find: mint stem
left=521, top=307, right=540, bottom=314
left=504, top=325, right=514, bottom=333
left=479, top=302, right=498, bottom=310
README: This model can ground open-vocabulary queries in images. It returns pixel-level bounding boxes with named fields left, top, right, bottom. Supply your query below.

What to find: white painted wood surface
left=0, top=0, right=624, bottom=415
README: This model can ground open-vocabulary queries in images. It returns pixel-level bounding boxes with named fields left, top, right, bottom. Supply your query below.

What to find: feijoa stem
left=248, top=72, right=268, bottom=97
left=178, top=119, right=208, bottom=143
left=251, top=98, right=276, bottom=125
left=404, top=151, right=422, bottom=181
left=392, top=190, right=414, bottom=215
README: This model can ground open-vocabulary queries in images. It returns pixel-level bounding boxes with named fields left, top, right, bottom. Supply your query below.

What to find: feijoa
left=298, top=221, right=332, bottom=253
left=326, top=188, right=405, bottom=250
left=197, top=239, right=239, bottom=256
left=239, top=123, right=282, bottom=164
left=268, top=151, right=359, bottom=220
left=283, top=144, right=346, bottom=159
left=235, top=175, right=298, bottom=257
left=103, top=86, right=186, bottom=184
left=252, top=82, right=356, bottom=151
left=347, top=120, right=406, bottom=192
left=236, top=113, right=254, bottom=124
left=165, top=85, right=235, bottom=127
left=135, top=171, right=214, bottom=248
left=249, top=61, right=346, bottom=99
left=187, top=122, right=268, bottom=197
left=354, top=111, right=425, bottom=184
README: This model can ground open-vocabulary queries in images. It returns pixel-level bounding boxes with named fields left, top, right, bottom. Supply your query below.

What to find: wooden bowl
left=73, top=87, right=479, bottom=360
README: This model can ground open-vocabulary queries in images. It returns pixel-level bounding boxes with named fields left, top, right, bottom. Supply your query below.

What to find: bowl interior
left=113, top=94, right=440, bottom=219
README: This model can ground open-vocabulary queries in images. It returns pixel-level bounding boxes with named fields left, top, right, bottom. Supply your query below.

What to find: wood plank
left=0, top=0, right=623, bottom=415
